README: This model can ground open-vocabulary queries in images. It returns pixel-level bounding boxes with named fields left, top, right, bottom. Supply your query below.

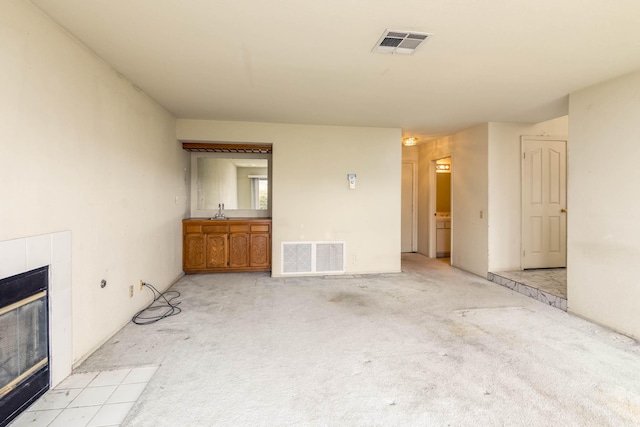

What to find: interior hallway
left=15, top=254, right=640, bottom=426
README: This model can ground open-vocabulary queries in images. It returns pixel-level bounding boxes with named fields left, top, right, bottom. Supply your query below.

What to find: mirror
left=190, top=152, right=271, bottom=218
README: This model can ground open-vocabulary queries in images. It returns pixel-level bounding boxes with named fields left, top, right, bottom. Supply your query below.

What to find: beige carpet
left=71, top=254, right=640, bottom=426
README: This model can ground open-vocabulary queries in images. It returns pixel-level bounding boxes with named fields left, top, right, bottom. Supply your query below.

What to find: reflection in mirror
left=197, top=158, right=268, bottom=210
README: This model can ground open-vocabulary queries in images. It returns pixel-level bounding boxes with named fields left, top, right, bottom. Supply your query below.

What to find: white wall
left=0, top=0, right=189, bottom=362
left=418, top=124, right=489, bottom=277
left=401, top=145, right=419, bottom=252
left=568, top=70, right=640, bottom=339
left=177, top=120, right=402, bottom=276
left=487, top=117, right=568, bottom=271
left=449, top=125, right=489, bottom=277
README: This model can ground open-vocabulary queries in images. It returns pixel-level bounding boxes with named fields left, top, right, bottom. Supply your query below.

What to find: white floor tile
left=9, top=409, right=62, bottom=426
left=88, top=369, right=130, bottom=387
left=106, top=383, right=147, bottom=404
left=68, top=386, right=117, bottom=408
left=56, top=372, right=99, bottom=390
left=48, top=406, right=101, bottom=427
left=87, top=402, right=135, bottom=427
left=122, top=366, right=158, bottom=384
left=9, top=366, right=151, bottom=426
left=26, top=389, right=82, bottom=411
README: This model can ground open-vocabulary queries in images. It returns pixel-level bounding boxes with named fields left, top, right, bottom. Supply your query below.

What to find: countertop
left=184, top=217, right=272, bottom=221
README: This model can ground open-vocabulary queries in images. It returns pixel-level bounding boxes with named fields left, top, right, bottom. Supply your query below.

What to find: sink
left=210, top=216, right=228, bottom=220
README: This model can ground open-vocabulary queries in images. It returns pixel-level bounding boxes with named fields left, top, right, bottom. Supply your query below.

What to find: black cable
left=132, top=282, right=182, bottom=325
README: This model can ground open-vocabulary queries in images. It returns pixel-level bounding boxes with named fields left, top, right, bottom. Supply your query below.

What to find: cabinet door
left=250, top=233, right=270, bottom=268
left=229, top=233, right=249, bottom=268
left=206, top=233, right=228, bottom=268
left=184, top=233, right=206, bottom=270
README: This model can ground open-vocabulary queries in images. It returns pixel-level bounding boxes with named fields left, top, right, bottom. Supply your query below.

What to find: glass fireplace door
left=0, top=292, right=48, bottom=396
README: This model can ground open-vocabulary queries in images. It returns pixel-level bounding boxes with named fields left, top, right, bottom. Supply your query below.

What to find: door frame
left=401, top=161, right=418, bottom=252
left=429, top=156, right=453, bottom=260
left=520, top=135, right=568, bottom=269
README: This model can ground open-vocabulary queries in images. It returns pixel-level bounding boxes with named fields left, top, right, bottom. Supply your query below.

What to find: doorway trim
left=429, top=156, right=453, bottom=260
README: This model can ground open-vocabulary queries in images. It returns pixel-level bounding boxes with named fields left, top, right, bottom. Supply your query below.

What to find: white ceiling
left=30, top=0, right=640, bottom=140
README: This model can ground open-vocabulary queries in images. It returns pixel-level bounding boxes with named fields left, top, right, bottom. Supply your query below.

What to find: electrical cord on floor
left=132, top=282, right=182, bottom=325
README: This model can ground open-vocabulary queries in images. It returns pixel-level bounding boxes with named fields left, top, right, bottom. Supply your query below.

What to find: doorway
left=401, top=162, right=417, bottom=252
left=429, top=157, right=452, bottom=260
left=521, top=137, right=567, bottom=269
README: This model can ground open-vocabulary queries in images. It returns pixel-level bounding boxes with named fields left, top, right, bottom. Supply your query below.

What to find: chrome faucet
left=214, top=203, right=225, bottom=219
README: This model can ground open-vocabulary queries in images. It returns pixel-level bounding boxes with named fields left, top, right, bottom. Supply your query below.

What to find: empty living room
left=2, top=0, right=640, bottom=426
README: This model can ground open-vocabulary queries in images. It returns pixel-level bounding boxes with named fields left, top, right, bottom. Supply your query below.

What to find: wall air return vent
left=373, top=29, right=432, bottom=55
left=282, top=242, right=345, bottom=275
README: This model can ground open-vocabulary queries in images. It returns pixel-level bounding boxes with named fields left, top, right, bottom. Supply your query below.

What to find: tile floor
left=10, top=366, right=158, bottom=427
left=488, top=268, right=567, bottom=311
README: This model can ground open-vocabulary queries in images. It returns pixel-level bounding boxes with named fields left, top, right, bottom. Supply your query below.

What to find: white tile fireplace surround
left=0, top=232, right=72, bottom=388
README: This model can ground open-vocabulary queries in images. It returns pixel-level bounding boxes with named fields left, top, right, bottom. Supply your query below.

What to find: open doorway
left=430, top=157, right=452, bottom=262
left=401, top=162, right=417, bottom=252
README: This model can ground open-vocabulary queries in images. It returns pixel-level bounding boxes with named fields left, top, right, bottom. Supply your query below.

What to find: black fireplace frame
left=0, top=266, right=50, bottom=427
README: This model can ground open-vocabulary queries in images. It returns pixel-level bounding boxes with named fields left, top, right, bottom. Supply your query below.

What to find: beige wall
left=0, top=0, right=189, bottom=362
left=401, top=145, right=419, bottom=252
left=450, top=125, right=489, bottom=276
left=402, top=145, right=419, bottom=163
left=568, top=70, right=640, bottom=339
left=418, top=124, right=489, bottom=277
left=177, top=120, right=402, bottom=276
left=487, top=117, right=568, bottom=271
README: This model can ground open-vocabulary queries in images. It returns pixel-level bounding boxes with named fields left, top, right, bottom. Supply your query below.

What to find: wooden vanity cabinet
left=183, top=233, right=206, bottom=270
left=249, top=224, right=270, bottom=268
left=183, top=219, right=271, bottom=273
left=228, top=224, right=250, bottom=268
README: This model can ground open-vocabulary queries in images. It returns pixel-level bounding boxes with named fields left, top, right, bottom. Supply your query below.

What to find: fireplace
left=0, top=267, right=49, bottom=427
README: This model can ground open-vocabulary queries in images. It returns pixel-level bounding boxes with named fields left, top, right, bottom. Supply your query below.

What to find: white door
left=401, top=163, right=414, bottom=252
left=521, top=138, right=567, bottom=268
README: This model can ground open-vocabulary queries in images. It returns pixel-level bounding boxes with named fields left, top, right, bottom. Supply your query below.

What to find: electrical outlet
left=139, top=280, right=143, bottom=291
left=129, top=285, right=134, bottom=298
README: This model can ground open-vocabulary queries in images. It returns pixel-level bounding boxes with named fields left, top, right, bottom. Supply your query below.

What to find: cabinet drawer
left=203, top=225, right=228, bottom=233
left=185, top=224, right=202, bottom=233
left=230, top=224, right=249, bottom=233
left=250, top=224, right=270, bottom=233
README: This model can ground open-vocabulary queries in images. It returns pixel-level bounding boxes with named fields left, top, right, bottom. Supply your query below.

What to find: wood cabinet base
left=183, top=219, right=271, bottom=274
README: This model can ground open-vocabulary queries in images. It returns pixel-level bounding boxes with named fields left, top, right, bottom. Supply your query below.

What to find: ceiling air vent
left=373, top=29, right=432, bottom=55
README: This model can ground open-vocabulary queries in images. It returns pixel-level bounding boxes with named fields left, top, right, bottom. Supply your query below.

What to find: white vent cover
left=282, top=242, right=345, bottom=275
left=372, top=29, right=432, bottom=55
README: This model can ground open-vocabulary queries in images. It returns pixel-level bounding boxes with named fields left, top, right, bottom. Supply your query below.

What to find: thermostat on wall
left=347, top=174, right=356, bottom=189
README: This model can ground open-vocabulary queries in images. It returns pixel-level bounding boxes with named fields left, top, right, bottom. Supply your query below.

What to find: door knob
left=561, top=208, right=567, bottom=213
